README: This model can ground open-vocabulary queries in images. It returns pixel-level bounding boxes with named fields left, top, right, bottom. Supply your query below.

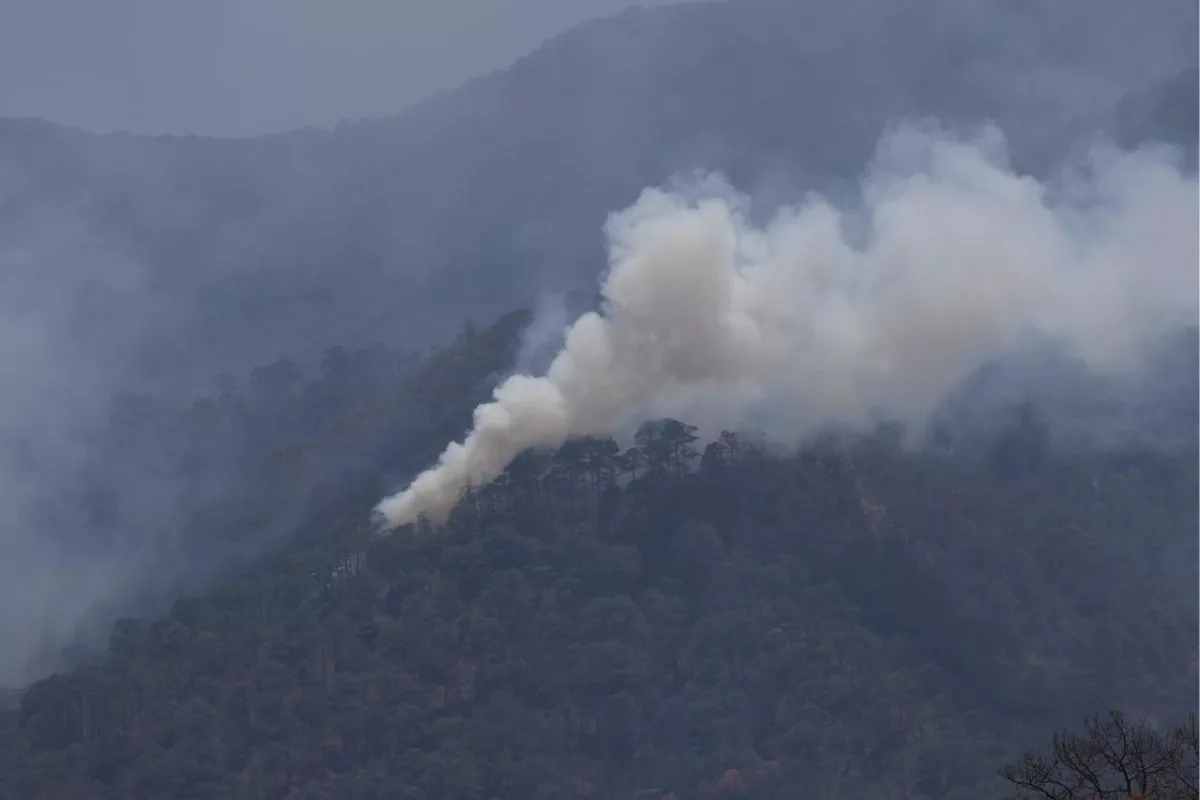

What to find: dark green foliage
left=1, top=314, right=1195, bottom=799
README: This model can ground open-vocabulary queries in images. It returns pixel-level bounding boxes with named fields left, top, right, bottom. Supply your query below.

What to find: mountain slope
left=1, top=0, right=1196, bottom=715
left=0, top=310, right=1194, bottom=799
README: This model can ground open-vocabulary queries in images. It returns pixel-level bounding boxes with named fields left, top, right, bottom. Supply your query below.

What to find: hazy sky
left=0, top=0, right=687, bottom=137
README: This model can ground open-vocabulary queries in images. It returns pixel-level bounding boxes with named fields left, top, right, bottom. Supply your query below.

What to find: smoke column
left=376, top=124, right=1198, bottom=529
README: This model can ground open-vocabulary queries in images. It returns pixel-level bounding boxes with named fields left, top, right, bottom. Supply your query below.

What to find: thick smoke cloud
left=377, top=124, right=1198, bottom=528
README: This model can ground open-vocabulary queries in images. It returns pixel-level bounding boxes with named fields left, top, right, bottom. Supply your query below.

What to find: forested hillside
left=3, top=0, right=1196, bottom=689
left=2, top=2, right=1197, bottom=796
left=2, top=311, right=1194, bottom=799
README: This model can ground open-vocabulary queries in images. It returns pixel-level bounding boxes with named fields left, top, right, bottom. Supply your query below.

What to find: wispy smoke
left=376, top=123, right=1198, bottom=528
left=0, top=214, right=155, bottom=686
left=513, top=292, right=571, bottom=375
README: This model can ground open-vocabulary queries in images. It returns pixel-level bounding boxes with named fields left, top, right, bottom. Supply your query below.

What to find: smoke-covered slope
left=1, top=0, right=1195, bottom=387
left=1112, top=65, right=1200, bottom=161
left=1, top=0, right=1196, bottom=693
left=375, top=125, right=1198, bottom=530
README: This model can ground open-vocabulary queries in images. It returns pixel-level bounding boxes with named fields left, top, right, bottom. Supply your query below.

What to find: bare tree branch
left=999, top=711, right=1199, bottom=799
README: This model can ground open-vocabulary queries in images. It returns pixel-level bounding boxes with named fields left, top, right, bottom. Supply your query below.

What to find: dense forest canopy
left=0, top=311, right=1194, bottom=799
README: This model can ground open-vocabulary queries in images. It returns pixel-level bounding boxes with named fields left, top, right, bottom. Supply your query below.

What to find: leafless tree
left=1000, top=711, right=1198, bottom=799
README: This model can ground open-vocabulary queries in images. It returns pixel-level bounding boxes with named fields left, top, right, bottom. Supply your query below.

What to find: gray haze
left=0, top=0, right=1195, bottom=685
left=0, top=0, right=689, bottom=135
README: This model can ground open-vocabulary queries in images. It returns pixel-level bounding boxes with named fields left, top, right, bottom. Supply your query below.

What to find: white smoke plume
left=376, top=123, right=1198, bottom=529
